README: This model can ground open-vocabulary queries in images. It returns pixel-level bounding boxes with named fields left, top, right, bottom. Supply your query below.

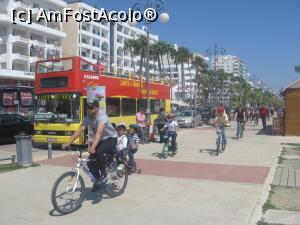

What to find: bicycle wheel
left=51, top=171, right=85, bottom=215
left=162, top=143, right=169, bottom=159
left=105, top=163, right=128, bottom=198
left=240, top=124, right=244, bottom=138
left=129, top=161, right=137, bottom=173
left=216, top=137, right=220, bottom=156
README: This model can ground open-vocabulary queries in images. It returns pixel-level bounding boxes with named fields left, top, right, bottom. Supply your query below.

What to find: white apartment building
left=213, top=55, right=246, bottom=77
left=0, top=0, right=66, bottom=114
left=62, top=1, right=159, bottom=76
left=166, top=48, right=205, bottom=104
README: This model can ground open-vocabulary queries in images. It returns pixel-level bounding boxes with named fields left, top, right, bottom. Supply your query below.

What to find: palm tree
left=133, top=35, right=147, bottom=75
left=165, top=42, right=173, bottom=79
left=124, top=39, right=136, bottom=75
left=151, top=42, right=163, bottom=78
left=176, top=46, right=190, bottom=101
left=192, top=55, right=208, bottom=104
left=156, top=41, right=167, bottom=76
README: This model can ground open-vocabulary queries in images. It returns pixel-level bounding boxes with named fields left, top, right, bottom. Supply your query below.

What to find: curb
left=248, top=144, right=282, bottom=225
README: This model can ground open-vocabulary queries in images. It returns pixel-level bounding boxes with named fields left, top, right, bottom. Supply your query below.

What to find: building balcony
left=12, top=53, right=30, bottom=61
left=0, top=9, right=8, bottom=14
left=0, top=54, right=8, bottom=63
left=80, top=42, right=92, bottom=50
left=31, top=8, right=40, bottom=15
left=30, top=55, right=45, bottom=63
left=12, top=35, right=30, bottom=45
left=43, top=0, right=66, bottom=8
left=13, top=0, right=30, bottom=10
left=9, top=19, right=66, bottom=38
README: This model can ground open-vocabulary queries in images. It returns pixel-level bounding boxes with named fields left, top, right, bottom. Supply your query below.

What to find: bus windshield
left=35, top=93, right=80, bottom=123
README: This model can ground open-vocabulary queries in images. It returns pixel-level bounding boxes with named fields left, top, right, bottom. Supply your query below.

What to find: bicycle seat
left=70, top=144, right=89, bottom=152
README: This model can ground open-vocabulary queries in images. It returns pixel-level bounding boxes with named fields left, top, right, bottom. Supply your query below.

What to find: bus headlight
left=36, top=130, right=42, bottom=135
left=66, top=131, right=73, bottom=136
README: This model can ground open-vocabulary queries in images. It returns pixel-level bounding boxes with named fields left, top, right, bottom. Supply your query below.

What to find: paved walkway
left=1, top=122, right=299, bottom=225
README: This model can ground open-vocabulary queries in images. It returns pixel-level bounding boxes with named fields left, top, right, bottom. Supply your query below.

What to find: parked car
left=0, top=113, right=34, bottom=142
left=201, top=106, right=213, bottom=124
left=176, top=110, right=202, bottom=128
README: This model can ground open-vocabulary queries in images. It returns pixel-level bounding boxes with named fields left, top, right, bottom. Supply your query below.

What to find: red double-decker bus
left=34, top=56, right=170, bottom=144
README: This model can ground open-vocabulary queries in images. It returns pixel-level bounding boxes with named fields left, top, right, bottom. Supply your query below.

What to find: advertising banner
left=87, top=86, right=106, bottom=113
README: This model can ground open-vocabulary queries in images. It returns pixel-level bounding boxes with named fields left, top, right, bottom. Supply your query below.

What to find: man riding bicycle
left=62, top=99, right=118, bottom=190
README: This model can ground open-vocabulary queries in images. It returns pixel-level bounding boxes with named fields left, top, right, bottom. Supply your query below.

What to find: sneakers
left=92, top=177, right=108, bottom=192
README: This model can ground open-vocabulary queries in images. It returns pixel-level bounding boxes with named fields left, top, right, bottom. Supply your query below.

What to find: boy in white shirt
left=161, top=114, right=178, bottom=155
left=116, top=123, right=128, bottom=162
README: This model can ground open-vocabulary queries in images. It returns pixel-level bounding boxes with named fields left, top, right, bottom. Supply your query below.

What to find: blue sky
left=87, top=0, right=300, bottom=91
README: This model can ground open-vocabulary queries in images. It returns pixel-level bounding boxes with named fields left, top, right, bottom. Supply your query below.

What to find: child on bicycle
left=214, top=106, right=229, bottom=148
left=116, top=123, right=128, bottom=164
left=160, top=114, right=178, bottom=155
left=127, top=124, right=140, bottom=168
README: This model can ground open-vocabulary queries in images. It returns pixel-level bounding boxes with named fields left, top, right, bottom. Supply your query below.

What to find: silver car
left=176, top=110, right=202, bottom=128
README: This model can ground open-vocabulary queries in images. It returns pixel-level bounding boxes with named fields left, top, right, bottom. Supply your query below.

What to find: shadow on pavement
left=48, top=188, right=110, bottom=216
left=48, top=209, right=66, bottom=217
left=32, top=142, right=63, bottom=150
left=0, top=139, right=15, bottom=145
left=84, top=188, right=110, bottom=203
left=199, top=149, right=218, bottom=156
left=256, top=125, right=272, bottom=136
left=152, top=152, right=163, bottom=159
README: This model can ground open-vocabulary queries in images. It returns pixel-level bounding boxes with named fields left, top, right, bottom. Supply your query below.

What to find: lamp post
left=206, top=44, right=226, bottom=105
left=130, top=0, right=169, bottom=122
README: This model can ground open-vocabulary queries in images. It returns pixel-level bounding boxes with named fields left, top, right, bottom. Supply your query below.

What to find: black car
left=201, top=106, right=213, bottom=123
left=0, top=113, right=34, bottom=142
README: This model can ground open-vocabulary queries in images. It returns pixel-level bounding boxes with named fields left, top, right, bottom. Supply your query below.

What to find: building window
left=106, top=97, right=120, bottom=117
left=122, top=98, right=136, bottom=116
left=21, top=92, right=33, bottom=106
left=3, top=92, right=17, bottom=106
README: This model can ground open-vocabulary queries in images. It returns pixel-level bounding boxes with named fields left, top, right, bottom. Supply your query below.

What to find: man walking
left=136, top=107, right=147, bottom=143
left=259, top=104, right=269, bottom=131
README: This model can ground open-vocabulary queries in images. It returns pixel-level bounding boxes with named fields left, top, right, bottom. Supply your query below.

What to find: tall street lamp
left=206, top=44, right=226, bottom=105
left=130, top=0, right=169, bottom=122
left=206, top=44, right=226, bottom=71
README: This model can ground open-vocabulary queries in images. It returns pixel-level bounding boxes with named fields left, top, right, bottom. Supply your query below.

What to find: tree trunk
left=138, top=55, right=143, bottom=75
left=130, top=49, right=135, bottom=75
left=187, top=59, right=192, bottom=103
left=157, top=55, right=162, bottom=78
left=181, top=62, right=185, bottom=101
left=160, top=54, right=165, bottom=77
left=167, top=53, right=172, bottom=79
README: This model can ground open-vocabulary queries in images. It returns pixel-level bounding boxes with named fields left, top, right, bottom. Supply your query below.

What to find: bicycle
left=216, top=125, right=229, bottom=156
left=236, top=121, right=245, bottom=139
left=51, top=144, right=128, bottom=215
left=162, top=130, right=178, bottom=159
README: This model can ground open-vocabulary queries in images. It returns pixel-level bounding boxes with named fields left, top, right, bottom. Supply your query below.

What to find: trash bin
left=15, top=134, right=33, bottom=166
